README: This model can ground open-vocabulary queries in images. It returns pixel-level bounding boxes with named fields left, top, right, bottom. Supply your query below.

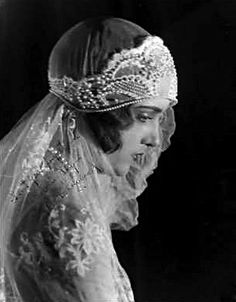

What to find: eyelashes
left=136, top=113, right=152, bottom=122
left=136, top=112, right=164, bottom=123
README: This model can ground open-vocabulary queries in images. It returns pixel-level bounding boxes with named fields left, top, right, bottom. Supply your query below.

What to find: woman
left=0, top=17, right=177, bottom=301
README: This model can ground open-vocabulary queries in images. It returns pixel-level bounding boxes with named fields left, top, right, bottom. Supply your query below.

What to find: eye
left=158, top=113, right=164, bottom=123
left=159, top=112, right=167, bottom=124
left=136, top=113, right=153, bottom=122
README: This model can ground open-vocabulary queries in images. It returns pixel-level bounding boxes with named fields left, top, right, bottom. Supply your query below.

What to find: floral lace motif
left=17, top=232, right=35, bottom=266
left=21, top=118, right=52, bottom=181
left=48, top=204, right=108, bottom=277
left=49, top=36, right=177, bottom=112
left=111, top=251, right=135, bottom=302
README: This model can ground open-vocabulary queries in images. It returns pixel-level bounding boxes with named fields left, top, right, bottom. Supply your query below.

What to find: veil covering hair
left=0, top=17, right=177, bottom=302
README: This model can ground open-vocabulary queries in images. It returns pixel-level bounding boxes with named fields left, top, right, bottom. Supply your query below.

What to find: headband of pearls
left=49, top=36, right=178, bottom=112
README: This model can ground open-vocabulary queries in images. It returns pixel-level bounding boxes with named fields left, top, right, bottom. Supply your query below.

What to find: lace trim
left=49, top=36, right=177, bottom=112
left=48, top=204, right=110, bottom=277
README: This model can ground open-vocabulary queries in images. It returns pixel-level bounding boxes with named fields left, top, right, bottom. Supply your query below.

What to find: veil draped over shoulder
left=0, top=18, right=177, bottom=302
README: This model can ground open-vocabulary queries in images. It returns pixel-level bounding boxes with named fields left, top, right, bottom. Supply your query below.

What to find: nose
left=141, top=123, right=162, bottom=148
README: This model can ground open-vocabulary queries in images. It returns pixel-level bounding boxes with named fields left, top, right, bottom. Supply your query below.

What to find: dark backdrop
left=0, top=0, right=236, bottom=301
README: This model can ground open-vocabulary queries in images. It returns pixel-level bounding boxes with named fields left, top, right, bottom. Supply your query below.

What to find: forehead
left=132, top=97, right=171, bottom=112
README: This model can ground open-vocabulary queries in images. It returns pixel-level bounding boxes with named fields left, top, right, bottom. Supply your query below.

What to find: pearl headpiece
left=49, top=36, right=177, bottom=112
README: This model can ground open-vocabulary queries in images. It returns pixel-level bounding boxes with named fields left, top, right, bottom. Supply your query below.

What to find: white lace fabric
left=0, top=91, right=176, bottom=301
left=0, top=92, right=176, bottom=301
left=0, top=17, right=179, bottom=301
left=49, top=35, right=177, bottom=112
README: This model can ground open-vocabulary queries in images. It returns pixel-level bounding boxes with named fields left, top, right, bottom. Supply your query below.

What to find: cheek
left=120, top=133, right=138, bottom=157
left=119, top=123, right=152, bottom=157
left=121, top=124, right=144, bottom=145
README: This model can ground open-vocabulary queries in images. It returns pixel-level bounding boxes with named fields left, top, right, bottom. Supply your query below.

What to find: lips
left=132, top=148, right=157, bottom=168
left=132, top=153, right=145, bottom=167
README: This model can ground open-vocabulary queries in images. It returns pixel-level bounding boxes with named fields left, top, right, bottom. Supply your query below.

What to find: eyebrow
left=133, top=105, right=163, bottom=113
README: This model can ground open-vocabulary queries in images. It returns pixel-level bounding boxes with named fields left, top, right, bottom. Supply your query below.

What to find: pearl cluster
left=49, top=36, right=178, bottom=112
left=48, top=147, right=84, bottom=195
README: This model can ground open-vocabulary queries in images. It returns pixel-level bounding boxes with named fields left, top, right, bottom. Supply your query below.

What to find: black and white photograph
left=0, top=1, right=236, bottom=301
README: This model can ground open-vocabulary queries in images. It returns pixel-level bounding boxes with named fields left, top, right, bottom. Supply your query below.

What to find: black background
left=0, top=0, right=236, bottom=301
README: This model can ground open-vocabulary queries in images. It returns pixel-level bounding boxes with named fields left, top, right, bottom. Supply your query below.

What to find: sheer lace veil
left=0, top=17, right=177, bottom=301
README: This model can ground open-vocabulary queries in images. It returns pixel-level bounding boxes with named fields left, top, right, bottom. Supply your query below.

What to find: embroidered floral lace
left=0, top=18, right=177, bottom=301
left=0, top=92, right=176, bottom=301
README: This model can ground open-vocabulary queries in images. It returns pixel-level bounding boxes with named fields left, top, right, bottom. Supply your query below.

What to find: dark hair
left=84, top=105, right=134, bottom=153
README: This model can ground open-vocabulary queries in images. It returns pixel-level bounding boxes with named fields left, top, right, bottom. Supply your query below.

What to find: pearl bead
left=48, top=36, right=177, bottom=112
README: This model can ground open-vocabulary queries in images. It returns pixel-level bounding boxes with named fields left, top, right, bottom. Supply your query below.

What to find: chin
left=114, top=165, right=129, bottom=177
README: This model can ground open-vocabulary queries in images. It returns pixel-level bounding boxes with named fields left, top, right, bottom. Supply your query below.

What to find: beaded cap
left=49, top=36, right=177, bottom=112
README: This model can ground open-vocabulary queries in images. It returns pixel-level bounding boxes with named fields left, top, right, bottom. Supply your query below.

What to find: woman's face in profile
left=107, top=97, right=171, bottom=176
